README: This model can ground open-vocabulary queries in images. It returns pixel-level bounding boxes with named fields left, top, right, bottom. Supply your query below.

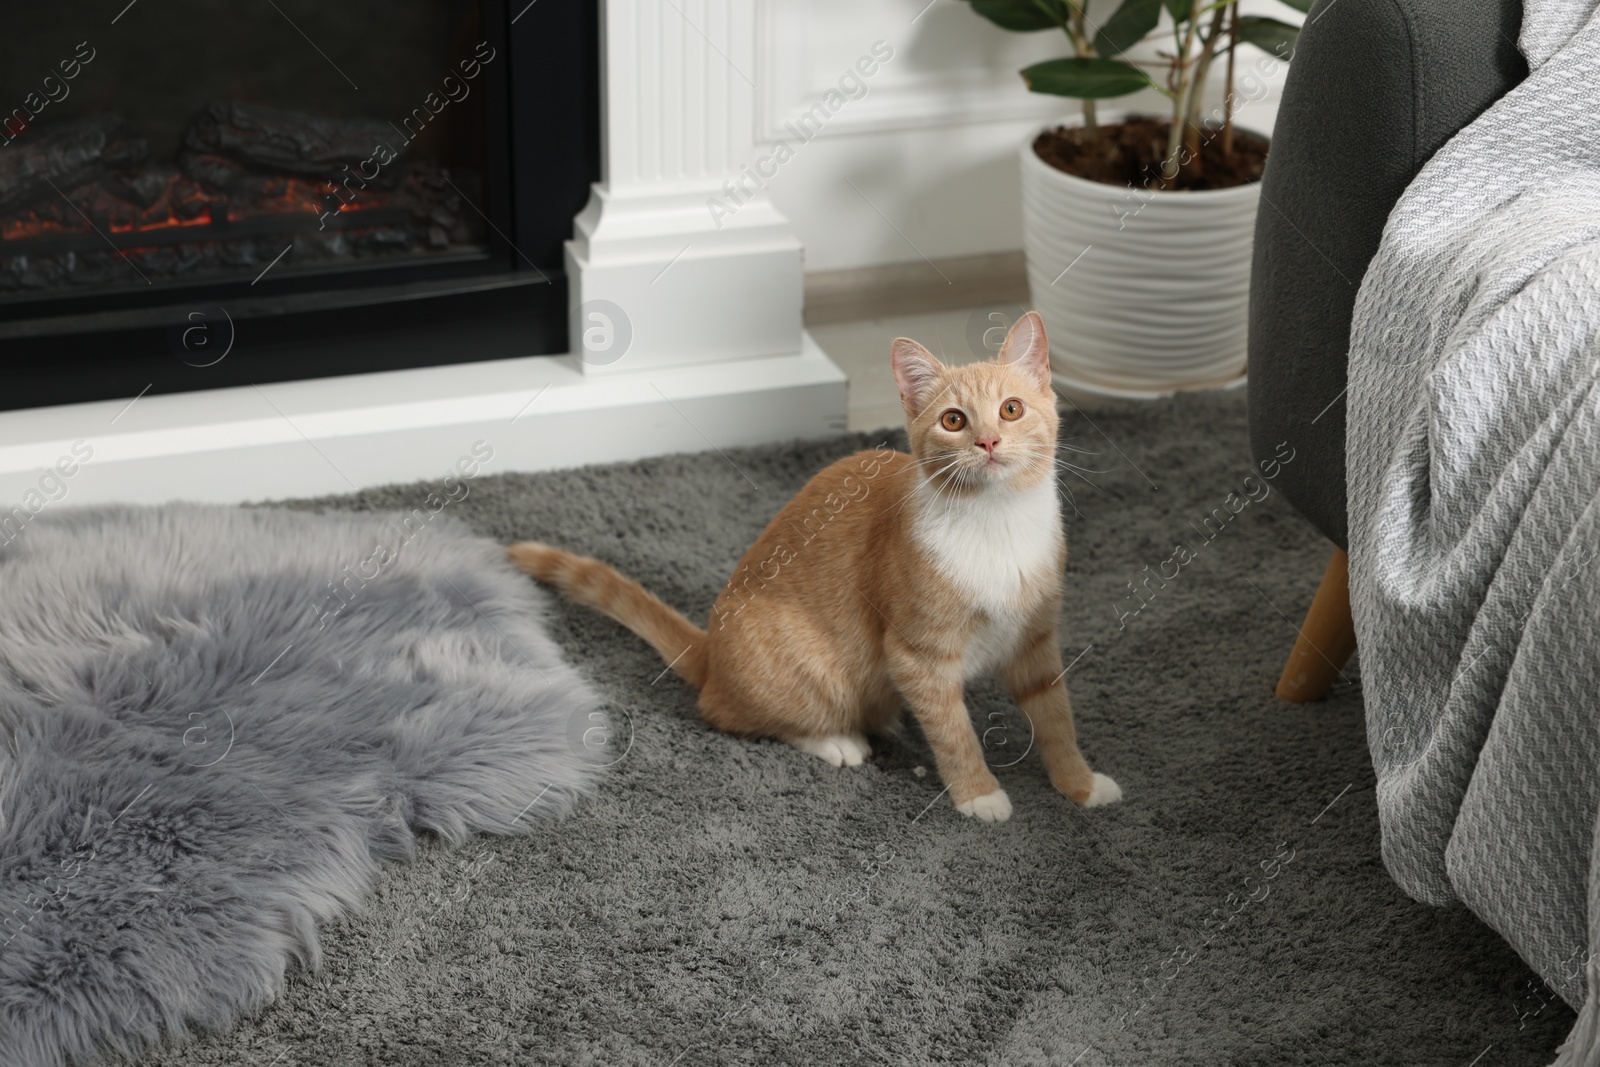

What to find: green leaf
left=967, top=0, right=1070, bottom=31
left=1020, top=57, right=1156, bottom=98
left=1236, top=15, right=1300, bottom=58
left=1164, top=0, right=1191, bottom=21
left=1093, top=0, right=1163, bottom=56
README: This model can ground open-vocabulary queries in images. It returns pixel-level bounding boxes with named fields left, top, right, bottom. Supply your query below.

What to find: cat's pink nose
left=975, top=436, right=1000, bottom=455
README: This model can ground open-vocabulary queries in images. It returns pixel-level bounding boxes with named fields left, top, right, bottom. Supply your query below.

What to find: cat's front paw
left=1079, top=772, right=1122, bottom=808
left=955, top=788, right=1013, bottom=823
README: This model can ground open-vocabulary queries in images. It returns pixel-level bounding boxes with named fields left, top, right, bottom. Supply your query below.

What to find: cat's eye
left=939, top=409, right=967, bottom=432
left=1000, top=398, right=1024, bottom=421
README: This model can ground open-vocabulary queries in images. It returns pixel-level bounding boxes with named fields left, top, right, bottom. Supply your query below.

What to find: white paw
left=955, top=789, right=1013, bottom=823
left=843, top=732, right=872, bottom=762
left=1082, top=772, right=1123, bottom=808
left=792, top=733, right=872, bottom=767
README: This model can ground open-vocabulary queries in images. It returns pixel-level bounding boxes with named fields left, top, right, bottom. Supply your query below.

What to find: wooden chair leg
left=1275, top=547, right=1357, bottom=702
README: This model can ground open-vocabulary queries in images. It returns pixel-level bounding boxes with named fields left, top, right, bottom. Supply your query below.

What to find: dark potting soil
left=1033, top=116, right=1268, bottom=191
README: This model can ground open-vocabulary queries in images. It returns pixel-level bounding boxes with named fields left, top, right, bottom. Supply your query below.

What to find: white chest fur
left=912, top=478, right=1062, bottom=678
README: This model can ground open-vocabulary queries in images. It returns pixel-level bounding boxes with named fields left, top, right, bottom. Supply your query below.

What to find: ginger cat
left=509, top=311, right=1120, bottom=822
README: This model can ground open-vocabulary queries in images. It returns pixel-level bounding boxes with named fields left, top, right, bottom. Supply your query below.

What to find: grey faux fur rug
left=0, top=506, right=601, bottom=1067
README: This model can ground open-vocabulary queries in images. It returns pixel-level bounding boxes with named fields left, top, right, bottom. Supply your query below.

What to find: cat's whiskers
left=1001, top=445, right=1103, bottom=517
left=891, top=453, right=966, bottom=518
left=1012, top=444, right=1109, bottom=486
left=929, top=455, right=973, bottom=502
left=929, top=448, right=994, bottom=506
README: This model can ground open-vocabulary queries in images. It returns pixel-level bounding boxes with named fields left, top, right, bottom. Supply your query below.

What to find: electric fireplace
left=0, top=0, right=599, bottom=410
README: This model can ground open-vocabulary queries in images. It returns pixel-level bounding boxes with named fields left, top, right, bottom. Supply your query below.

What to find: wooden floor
left=804, top=251, right=1029, bottom=328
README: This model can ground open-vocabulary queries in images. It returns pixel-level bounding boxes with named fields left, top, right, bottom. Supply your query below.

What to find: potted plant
left=965, top=0, right=1305, bottom=396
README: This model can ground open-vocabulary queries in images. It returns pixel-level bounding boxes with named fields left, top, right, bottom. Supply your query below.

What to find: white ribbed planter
left=1020, top=112, right=1261, bottom=398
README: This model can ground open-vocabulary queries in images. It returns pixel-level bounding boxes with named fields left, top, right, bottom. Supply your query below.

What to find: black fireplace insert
left=0, top=0, right=599, bottom=410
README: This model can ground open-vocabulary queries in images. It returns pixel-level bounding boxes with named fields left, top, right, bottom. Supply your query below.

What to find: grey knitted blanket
left=1347, top=3, right=1600, bottom=1063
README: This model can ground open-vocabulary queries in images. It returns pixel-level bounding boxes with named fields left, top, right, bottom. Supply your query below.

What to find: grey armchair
left=1247, top=0, right=1527, bottom=699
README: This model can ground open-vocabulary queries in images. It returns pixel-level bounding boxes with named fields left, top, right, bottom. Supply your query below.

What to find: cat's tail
left=507, top=542, right=708, bottom=689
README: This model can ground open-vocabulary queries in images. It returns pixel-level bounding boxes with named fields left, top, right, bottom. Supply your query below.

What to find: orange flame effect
left=2, top=173, right=396, bottom=244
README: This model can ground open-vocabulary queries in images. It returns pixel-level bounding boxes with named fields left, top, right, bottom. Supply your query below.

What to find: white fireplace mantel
left=0, top=0, right=845, bottom=507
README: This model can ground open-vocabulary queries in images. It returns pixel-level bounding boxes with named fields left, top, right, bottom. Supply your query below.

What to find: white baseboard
left=0, top=336, right=847, bottom=508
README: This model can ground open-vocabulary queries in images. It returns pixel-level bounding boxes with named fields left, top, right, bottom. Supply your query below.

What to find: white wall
left=753, top=0, right=1305, bottom=272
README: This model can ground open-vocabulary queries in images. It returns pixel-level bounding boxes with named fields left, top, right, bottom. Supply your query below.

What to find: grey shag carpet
left=0, top=507, right=601, bottom=1067
left=23, top=391, right=1577, bottom=1066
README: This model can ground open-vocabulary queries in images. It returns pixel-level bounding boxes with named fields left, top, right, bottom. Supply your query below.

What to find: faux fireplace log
left=0, top=115, right=146, bottom=215
left=183, top=100, right=408, bottom=190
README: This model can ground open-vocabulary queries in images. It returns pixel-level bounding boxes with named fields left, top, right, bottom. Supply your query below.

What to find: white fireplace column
left=567, top=0, right=807, bottom=374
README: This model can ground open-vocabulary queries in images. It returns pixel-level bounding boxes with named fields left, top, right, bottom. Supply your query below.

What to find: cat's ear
left=891, top=338, right=943, bottom=415
left=998, top=311, right=1051, bottom=391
